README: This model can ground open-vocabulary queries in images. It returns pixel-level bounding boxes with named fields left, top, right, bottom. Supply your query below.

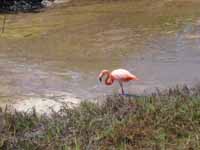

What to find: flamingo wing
left=111, top=69, right=138, bottom=82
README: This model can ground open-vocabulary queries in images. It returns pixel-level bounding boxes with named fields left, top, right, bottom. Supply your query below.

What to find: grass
left=0, top=85, right=200, bottom=149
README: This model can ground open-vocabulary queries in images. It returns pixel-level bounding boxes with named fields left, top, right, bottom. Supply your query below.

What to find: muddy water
left=126, top=22, right=200, bottom=94
left=0, top=1, right=200, bottom=112
left=1, top=21, right=200, bottom=112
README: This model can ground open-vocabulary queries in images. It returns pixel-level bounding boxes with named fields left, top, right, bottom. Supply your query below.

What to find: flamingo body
left=111, top=69, right=137, bottom=82
left=98, top=69, right=139, bottom=94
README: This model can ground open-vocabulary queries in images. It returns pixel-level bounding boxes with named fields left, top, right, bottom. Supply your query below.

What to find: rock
left=41, top=0, right=53, bottom=7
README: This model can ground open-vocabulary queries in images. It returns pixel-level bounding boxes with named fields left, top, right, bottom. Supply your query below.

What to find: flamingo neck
left=104, top=72, right=113, bottom=85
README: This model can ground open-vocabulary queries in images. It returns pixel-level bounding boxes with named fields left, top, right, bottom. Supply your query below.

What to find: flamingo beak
left=99, top=77, right=102, bottom=82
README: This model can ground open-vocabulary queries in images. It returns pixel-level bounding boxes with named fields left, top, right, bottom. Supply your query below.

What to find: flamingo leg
left=119, top=81, right=125, bottom=95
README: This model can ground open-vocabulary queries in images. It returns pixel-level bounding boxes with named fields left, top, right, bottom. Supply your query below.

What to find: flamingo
left=98, top=69, right=139, bottom=95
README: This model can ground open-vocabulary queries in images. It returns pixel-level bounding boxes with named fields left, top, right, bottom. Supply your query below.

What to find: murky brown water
left=125, top=22, right=200, bottom=94
left=0, top=1, right=200, bottom=112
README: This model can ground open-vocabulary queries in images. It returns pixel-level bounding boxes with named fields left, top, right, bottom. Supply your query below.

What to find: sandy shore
left=6, top=92, right=81, bottom=114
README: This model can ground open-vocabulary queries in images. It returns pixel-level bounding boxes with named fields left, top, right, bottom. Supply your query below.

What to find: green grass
left=1, top=85, right=200, bottom=149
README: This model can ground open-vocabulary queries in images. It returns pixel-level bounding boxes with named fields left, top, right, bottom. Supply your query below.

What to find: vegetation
left=0, top=86, right=200, bottom=149
left=0, top=0, right=43, bottom=12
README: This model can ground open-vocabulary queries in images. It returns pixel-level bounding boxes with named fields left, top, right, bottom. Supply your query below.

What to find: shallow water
left=126, top=22, right=200, bottom=90
left=1, top=22, right=200, bottom=101
left=0, top=1, right=200, bottom=112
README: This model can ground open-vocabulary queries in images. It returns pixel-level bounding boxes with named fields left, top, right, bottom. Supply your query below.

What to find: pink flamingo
left=98, top=69, right=139, bottom=95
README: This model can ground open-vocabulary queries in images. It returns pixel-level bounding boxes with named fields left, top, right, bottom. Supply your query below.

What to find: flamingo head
left=98, top=69, right=110, bottom=82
